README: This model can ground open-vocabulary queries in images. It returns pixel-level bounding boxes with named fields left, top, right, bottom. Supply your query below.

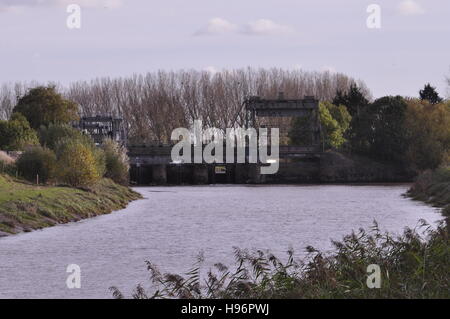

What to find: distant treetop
left=13, top=86, right=79, bottom=130
left=419, top=83, right=443, bottom=104
left=333, top=84, right=369, bottom=117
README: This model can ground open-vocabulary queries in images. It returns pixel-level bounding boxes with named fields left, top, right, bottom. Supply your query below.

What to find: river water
left=0, top=185, right=442, bottom=299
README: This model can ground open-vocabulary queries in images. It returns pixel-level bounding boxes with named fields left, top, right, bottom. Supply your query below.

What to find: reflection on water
left=0, top=185, right=442, bottom=298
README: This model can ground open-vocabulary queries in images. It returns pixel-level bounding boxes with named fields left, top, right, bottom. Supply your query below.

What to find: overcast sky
left=0, top=0, right=448, bottom=98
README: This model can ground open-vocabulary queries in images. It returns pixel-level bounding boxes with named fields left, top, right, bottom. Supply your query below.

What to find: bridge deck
left=128, top=145, right=322, bottom=165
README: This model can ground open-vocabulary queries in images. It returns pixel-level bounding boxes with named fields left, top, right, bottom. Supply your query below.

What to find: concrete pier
left=152, top=165, right=167, bottom=184
left=193, top=164, right=209, bottom=184
left=248, top=164, right=262, bottom=184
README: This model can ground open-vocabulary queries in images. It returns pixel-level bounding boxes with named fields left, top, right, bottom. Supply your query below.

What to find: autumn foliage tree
left=55, top=140, right=103, bottom=187
left=404, top=99, right=450, bottom=171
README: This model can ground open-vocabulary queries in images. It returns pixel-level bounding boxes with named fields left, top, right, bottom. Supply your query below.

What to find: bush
left=39, top=124, right=84, bottom=151
left=0, top=113, right=39, bottom=151
left=409, top=167, right=450, bottom=209
left=16, top=146, right=56, bottom=184
left=0, top=160, right=16, bottom=177
left=55, top=140, right=103, bottom=187
left=102, top=139, right=130, bottom=185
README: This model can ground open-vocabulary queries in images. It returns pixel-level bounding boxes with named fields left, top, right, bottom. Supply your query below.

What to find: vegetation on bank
left=0, top=174, right=141, bottom=236
left=408, top=167, right=450, bottom=218
left=0, top=86, right=141, bottom=236
left=0, top=86, right=130, bottom=187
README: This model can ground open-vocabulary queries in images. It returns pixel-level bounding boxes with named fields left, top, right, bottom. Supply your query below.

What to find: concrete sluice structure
left=128, top=144, right=322, bottom=185
left=128, top=95, right=323, bottom=185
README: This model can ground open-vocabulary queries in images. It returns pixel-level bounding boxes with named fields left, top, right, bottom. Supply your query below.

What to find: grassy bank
left=408, top=167, right=450, bottom=217
left=0, top=174, right=141, bottom=236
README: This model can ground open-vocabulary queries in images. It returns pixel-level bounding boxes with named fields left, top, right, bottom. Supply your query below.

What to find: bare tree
left=446, top=68, right=450, bottom=99
left=2, top=68, right=371, bottom=144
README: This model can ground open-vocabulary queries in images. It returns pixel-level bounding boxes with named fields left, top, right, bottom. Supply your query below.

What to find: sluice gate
left=128, top=145, right=322, bottom=185
left=128, top=95, right=323, bottom=185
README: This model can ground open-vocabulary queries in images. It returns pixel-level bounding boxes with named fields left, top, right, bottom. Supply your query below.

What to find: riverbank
left=408, top=168, right=450, bottom=218
left=0, top=174, right=142, bottom=237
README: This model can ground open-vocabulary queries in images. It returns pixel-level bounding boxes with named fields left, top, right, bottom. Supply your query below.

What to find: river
left=0, top=185, right=443, bottom=299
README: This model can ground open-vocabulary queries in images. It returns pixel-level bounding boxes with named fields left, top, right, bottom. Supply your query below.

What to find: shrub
left=39, top=124, right=84, bottom=151
left=16, top=146, right=56, bottom=184
left=409, top=167, right=450, bottom=208
left=102, top=139, right=130, bottom=185
left=0, top=113, right=39, bottom=151
left=55, top=140, right=103, bottom=187
left=0, top=160, right=16, bottom=177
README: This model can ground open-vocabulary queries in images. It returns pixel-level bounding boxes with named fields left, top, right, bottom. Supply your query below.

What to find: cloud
left=195, top=17, right=294, bottom=37
left=0, top=0, right=122, bottom=12
left=56, top=0, right=122, bottom=8
left=241, top=19, right=294, bottom=36
left=398, top=0, right=425, bottom=16
left=194, top=18, right=238, bottom=36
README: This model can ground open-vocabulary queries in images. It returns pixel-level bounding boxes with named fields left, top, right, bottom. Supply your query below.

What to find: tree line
left=0, top=68, right=370, bottom=144
left=0, top=68, right=449, bottom=176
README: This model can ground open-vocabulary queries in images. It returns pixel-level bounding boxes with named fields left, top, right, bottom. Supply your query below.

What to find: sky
left=0, top=0, right=449, bottom=98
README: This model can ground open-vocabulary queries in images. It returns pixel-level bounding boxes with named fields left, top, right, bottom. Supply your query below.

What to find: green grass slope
left=0, top=174, right=142, bottom=236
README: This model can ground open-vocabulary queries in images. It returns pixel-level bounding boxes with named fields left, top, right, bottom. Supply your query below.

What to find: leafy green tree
left=102, top=139, right=130, bottom=185
left=419, top=83, right=443, bottom=104
left=16, top=146, right=57, bottom=184
left=0, top=113, right=39, bottom=151
left=318, top=102, right=351, bottom=149
left=13, top=86, right=79, bottom=130
left=333, top=85, right=372, bottom=154
left=366, top=96, right=408, bottom=162
left=289, top=102, right=351, bottom=150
